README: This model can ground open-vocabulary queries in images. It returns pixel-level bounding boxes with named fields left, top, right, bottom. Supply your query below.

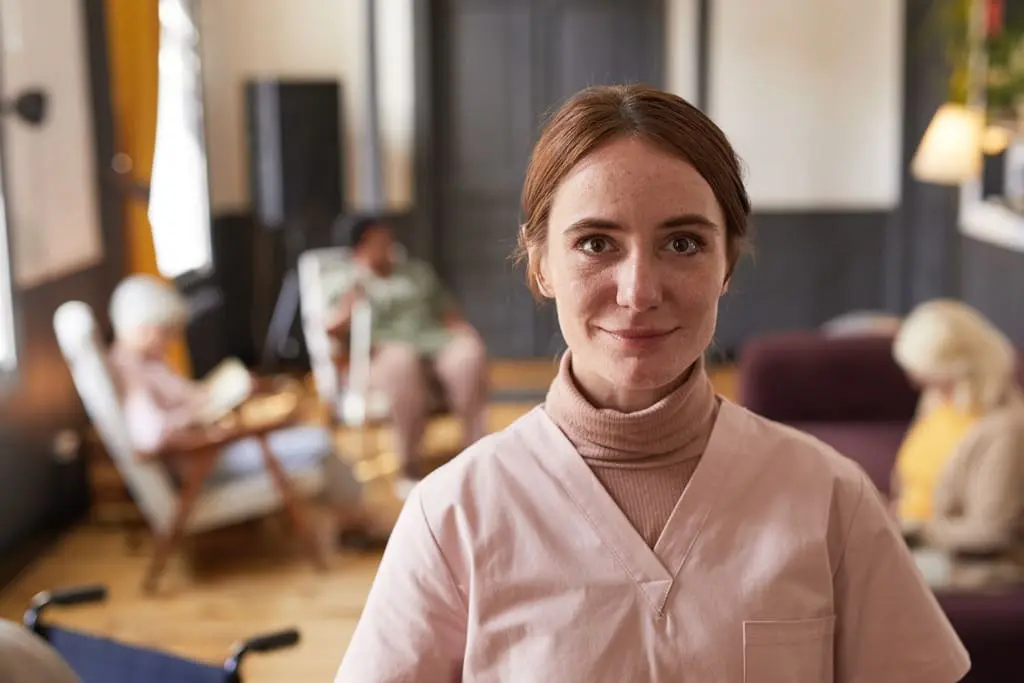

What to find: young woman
left=892, top=299, right=1024, bottom=587
left=336, top=85, right=969, bottom=681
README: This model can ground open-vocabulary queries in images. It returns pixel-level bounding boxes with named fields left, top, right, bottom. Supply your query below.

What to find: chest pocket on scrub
left=742, top=616, right=835, bottom=683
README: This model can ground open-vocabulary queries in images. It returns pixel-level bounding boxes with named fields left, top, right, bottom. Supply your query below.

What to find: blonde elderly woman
left=0, top=619, right=80, bottom=683
left=107, top=274, right=388, bottom=549
left=892, top=299, right=1024, bottom=585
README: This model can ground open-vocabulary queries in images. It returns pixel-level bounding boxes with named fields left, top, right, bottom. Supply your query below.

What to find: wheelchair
left=23, top=584, right=299, bottom=682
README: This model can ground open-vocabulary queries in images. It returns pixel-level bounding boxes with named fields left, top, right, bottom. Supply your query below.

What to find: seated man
left=324, top=215, right=489, bottom=497
left=107, top=274, right=387, bottom=549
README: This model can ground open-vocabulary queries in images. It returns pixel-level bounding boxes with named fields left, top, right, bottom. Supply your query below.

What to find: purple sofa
left=737, top=330, right=1024, bottom=682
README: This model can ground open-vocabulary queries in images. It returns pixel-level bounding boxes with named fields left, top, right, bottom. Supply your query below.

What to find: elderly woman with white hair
left=892, top=299, right=1024, bottom=584
left=107, top=274, right=388, bottom=549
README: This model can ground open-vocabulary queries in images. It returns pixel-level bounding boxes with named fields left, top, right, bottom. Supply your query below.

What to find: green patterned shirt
left=323, top=258, right=454, bottom=356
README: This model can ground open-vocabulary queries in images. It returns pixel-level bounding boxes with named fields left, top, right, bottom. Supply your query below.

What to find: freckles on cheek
left=565, top=266, right=612, bottom=319
left=673, top=265, right=726, bottom=302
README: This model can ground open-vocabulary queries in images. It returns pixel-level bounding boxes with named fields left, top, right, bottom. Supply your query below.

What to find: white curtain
left=148, top=0, right=213, bottom=278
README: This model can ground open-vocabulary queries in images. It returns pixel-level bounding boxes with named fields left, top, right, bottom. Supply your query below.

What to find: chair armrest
left=24, top=584, right=109, bottom=634
left=343, top=300, right=374, bottom=425
left=223, top=628, right=300, bottom=678
left=151, top=392, right=303, bottom=458
left=153, top=425, right=249, bottom=458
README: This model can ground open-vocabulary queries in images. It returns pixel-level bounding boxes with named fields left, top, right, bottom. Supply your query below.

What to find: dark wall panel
left=960, top=236, right=1024, bottom=344
left=715, top=212, right=889, bottom=352
left=431, top=0, right=665, bottom=358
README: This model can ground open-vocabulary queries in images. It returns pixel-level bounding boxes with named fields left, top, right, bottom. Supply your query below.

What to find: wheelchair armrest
left=223, top=628, right=301, bottom=679
left=243, top=628, right=300, bottom=652
left=24, top=584, right=108, bottom=633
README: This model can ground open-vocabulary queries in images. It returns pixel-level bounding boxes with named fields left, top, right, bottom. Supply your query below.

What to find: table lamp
left=911, top=103, right=986, bottom=185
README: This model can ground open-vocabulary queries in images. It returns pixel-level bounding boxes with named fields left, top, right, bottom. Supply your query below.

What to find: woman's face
left=124, top=323, right=177, bottom=359
left=907, top=370, right=956, bottom=400
left=538, top=136, right=729, bottom=411
left=356, top=224, right=396, bottom=274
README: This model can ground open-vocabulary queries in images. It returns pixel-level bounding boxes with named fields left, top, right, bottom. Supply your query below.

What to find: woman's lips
left=601, top=326, right=678, bottom=350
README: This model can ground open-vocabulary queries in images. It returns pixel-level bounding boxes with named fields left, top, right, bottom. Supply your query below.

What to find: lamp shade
left=982, top=124, right=1013, bottom=155
left=911, top=103, right=985, bottom=185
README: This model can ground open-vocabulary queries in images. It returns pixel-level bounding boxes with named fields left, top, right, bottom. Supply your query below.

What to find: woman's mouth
left=600, top=326, right=678, bottom=350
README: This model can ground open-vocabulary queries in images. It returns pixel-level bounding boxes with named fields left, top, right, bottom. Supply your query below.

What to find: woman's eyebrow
left=564, top=214, right=719, bottom=233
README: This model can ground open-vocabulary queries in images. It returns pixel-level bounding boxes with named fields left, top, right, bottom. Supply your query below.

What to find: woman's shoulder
left=0, top=618, right=81, bottom=683
left=718, top=400, right=871, bottom=493
left=996, top=386, right=1024, bottom=421
left=967, top=388, right=1024, bottom=444
left=414, top=407, right=546, bottom=488
left=408, top=408, right=553, bottom=537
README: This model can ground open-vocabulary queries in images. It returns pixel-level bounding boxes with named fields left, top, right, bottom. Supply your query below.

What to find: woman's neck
left=544, top=350, right=719, bottom=463
left=571, top=358, right=696, bottom=413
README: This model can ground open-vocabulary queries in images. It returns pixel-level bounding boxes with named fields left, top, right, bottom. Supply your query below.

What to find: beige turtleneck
left=543, top=351, right=719, bottom=548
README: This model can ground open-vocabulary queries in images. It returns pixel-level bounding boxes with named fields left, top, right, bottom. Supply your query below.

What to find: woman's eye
left=579, top=236, right=611, bottom=254
left=668, top=236, right=699, bottom=254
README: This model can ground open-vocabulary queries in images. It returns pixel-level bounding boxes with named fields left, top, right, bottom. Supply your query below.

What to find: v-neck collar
left=521, top=400, right=747, bottom=616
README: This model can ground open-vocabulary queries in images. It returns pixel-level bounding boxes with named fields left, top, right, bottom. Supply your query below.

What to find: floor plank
left=0, top=362, right=736, bottom=682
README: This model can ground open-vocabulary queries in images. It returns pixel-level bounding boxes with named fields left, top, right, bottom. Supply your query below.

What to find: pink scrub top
left=336, top=400, right=970, bottom=682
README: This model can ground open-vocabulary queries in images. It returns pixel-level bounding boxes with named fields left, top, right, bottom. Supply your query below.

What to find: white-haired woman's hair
left=109, top=274, right=189, bottom=338
left=893, top=299, right=1017, bottom=413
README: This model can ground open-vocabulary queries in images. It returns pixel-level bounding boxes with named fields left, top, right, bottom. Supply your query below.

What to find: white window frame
left=0, top=149, right=17, bottom=372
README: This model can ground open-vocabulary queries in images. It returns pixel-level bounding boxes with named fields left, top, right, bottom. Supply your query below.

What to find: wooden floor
left=0, top=361, right=736, bottom=682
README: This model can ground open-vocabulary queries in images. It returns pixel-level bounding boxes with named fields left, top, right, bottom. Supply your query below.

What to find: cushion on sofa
left=738, top=332, right=920, bottom=424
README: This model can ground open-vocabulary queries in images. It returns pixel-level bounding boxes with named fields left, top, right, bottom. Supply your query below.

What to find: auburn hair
left=514, top=84, right=752, bottom=296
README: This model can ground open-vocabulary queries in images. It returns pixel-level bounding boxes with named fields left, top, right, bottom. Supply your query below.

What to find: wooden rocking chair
left=53, top=301, right=327, bottom=593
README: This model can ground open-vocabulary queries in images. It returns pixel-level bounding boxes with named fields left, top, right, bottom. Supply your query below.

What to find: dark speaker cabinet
left=244, top=79, right=346, bottom=370
left=244, top=79, right=346, bottom=253
left=209, top=212, right=258, bottom=367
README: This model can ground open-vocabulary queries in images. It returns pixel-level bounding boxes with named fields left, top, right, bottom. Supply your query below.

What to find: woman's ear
left=529, top=246, right=555, bottom=299
left=536, top=268, right=554, bottom=298
left=721, top=276, right=731, bottom=296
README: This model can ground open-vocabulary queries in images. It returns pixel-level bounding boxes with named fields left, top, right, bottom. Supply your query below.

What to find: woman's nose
left=615, top=254, right=662, bottom=311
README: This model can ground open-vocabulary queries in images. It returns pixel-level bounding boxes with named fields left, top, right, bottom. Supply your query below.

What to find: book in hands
left=194, top=358, right=254, bottom=424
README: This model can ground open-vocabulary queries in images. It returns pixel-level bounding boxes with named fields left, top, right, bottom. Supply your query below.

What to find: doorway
left=424, top=0, right=665, bottom=358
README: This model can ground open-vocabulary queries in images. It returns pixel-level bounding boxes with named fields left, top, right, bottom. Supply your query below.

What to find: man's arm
left=442, top=301, right=470, bottom=331
left=325, top=283, right=366, bottom=338
left=416, top=261, right=471, bottom=333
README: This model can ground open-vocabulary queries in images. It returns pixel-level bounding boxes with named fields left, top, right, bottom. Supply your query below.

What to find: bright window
left=148, top=0, right=213, bottom=279
left=0, top=153, right=16, bottom=371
